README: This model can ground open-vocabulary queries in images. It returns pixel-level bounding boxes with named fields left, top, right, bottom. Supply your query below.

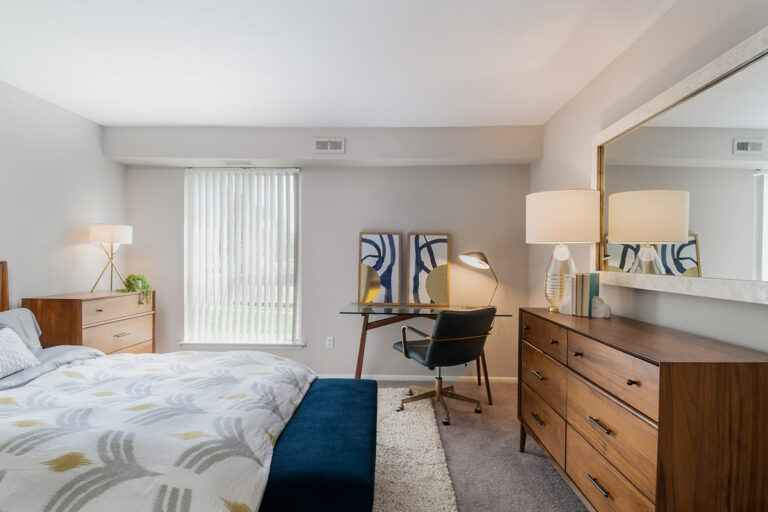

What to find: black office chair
left=393, top=307, right=496, bottom=425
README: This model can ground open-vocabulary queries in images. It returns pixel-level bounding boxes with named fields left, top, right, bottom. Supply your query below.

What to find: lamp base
left=544, top=244, right=576, bottom=312
left=547, top=306, right=560, bottom=313
left=629, top=244, right=665, bottom=274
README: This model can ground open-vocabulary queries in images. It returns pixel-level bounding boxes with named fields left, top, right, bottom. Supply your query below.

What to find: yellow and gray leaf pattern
left=0, top=350, right=316, bottom=511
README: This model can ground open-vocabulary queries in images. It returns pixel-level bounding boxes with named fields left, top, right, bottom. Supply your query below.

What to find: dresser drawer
left=82, top=293, right=152, bottom=325
left=521, top=312, right=567, bottom=363
left=567, top=372, right=658, bottom=500
left=566, top=426, right=654, bottom=512
left=567, top=331, right=660, bottom=421
left=521, top=382, right=565, bottom=467
left=110, top=340, right=154, bottom=355
left=82, top=314, right=153, bottom=354
left=522, top=341, right=567, bottom=417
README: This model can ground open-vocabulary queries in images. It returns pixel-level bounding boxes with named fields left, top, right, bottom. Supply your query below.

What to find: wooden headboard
left=1, top=261, right=8, bottom=312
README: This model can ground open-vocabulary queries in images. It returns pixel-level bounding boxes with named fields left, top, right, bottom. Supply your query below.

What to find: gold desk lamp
left=608, top=190, right=690, bottom=274
left=89, top=224, right=133, bottom=292
left=526, top=190, right=600, bottom=312
left=459, top=251, right=498, bottom=305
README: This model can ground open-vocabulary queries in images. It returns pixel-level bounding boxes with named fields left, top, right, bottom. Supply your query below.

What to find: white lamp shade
left=89, top=224, right=133, bottom=244
left=608, top=190, right=689, bottom=243
left=526, top=190, right=600, bottom=244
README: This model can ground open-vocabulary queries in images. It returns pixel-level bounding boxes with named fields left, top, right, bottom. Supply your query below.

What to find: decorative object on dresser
left=526, top=190, right=600, bottom=312
left=459, top=251, right=499, bottom=305
left=358, top=232, right=402, bottom=305
left=22, top=291, right=156, bottom=355
left=518, top=307, right=768, bottom=511
left=607, top=190, right=690, bottom=275
left=89, top=223, right=133, bottom=292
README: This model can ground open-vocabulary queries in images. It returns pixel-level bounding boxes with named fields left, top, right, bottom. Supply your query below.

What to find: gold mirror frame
left=591, top=26, right=768, bottom=304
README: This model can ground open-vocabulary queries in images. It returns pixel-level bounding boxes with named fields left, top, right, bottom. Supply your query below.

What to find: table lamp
left=526, top=190, right=600, bottom=312
left=89, top=224, right=133, bottom=292
left=608, top=190, right=689, bottom=274
left=459, top=251, right=498, bottom=305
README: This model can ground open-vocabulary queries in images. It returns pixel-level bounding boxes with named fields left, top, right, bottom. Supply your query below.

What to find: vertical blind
left=184, top=168, right=299, bottom=344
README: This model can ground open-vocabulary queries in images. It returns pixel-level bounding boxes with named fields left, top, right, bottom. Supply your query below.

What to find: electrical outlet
left=325, top=336, right=334, bottom=349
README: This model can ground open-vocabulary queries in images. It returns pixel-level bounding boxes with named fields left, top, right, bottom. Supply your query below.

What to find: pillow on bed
left=0, top=327, right=40, bottom=379
left=0, top=308, right=43, bottom=353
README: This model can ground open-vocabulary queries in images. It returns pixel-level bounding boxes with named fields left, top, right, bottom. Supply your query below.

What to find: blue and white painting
left=359, top=232, right=401, bottom=304
left=408, top=233, right=450, bottom=306
left=659, top=234, right=700, bottom=277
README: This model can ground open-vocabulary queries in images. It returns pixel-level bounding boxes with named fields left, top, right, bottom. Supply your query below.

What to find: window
left=184, top=168, right=299, bottom=344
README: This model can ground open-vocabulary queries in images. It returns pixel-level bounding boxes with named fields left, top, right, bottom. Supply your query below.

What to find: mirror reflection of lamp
left=526, top=190, right=600, bottom=312
left=607, top=190, right=690, bottom=274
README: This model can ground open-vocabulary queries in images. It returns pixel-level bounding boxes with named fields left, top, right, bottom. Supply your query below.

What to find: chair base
left=395, top=375, right=482, bottom=425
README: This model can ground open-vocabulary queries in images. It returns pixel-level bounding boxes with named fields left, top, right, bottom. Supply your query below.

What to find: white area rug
left=374, top=388, right=459, bottom=512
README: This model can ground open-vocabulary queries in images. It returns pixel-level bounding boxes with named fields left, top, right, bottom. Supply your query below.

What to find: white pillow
left=0, top=327, right=40, bottom=379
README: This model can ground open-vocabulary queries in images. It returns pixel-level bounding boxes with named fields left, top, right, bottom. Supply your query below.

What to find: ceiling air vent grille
left=314, top=137, right=345, bottom=154
left=733, top=138, right=764, bottom=155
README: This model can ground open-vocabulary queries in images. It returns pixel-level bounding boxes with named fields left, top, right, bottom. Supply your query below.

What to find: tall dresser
left=518, top=307, right=768, bottom=512
left=22, top=291, right=155, bottom=355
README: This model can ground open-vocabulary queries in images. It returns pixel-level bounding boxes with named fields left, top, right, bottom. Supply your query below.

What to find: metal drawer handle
left=626, top=379, right=638, bottom=386
left=587, top=475, right=610, bottom=497
left=96, top=308, right=104, bottom=312
left=573, top=352, right=583, bottom=357
left=530, top=412, right=545, bottom=426
left=523, top=325, right=530, bottom=331
left=550, top=339, right=558, bottom=345
left=530, top=370, right=546, bottom=381
left=588, top=416, right=612, bottom=435
left=114, top=332, right=130, bottom=338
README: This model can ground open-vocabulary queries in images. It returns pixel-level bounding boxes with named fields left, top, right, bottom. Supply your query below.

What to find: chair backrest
left=425, top=307, right=496, bottom=368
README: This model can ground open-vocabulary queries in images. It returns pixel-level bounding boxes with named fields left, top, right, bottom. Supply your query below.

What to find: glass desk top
left=340, top=302, right=513, bottom=317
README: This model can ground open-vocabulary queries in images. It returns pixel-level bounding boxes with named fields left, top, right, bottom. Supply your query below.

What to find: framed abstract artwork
left=658, top=233, right=701, bottom=277
left=605, top=243, right=641, bottom=272
left=407, top=232, right=450, bottom=306
left=358, top=232, right=402, bottom=305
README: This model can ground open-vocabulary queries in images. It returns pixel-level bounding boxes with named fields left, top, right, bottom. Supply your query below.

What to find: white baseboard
left=317, top=373, right=518, bottom=383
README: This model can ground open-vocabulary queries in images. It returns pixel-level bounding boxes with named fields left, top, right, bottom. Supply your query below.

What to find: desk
left=340, top=303, right=513, bottom=405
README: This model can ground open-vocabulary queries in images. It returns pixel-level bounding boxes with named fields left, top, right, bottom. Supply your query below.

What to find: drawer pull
left=530, top=412, right=545, bottom=426
left=626, top=379, right=638, bottom=386
left=114, top=332, right=131, bottom=338
left=587, top=474, right=610, bottom=498
left=588, top=416, right=612, bottom=435
left=523, top=325, right=530, bottom=331
left=530, top=370, right=546, bottom=381
left=573, top=352, right=583, bottom=357
left=550, top=339, right=559, bottom=345
left=96, top=308, right=104, bottom=312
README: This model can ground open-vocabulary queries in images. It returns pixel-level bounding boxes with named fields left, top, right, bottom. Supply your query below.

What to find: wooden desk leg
left=475, top=359, right=482, bottom=385
left=480, top=349, right=493, bottom=405
left=519, top=424, right=527, bottom=452
left=354, top=314, right=370, bottom=379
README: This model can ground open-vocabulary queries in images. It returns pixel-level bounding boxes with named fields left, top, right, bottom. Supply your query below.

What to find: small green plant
left=120, top=274, right=153, bottom=304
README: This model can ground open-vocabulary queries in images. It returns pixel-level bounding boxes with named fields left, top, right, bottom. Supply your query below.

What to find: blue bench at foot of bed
left=260, top=378, right=377, bottom=512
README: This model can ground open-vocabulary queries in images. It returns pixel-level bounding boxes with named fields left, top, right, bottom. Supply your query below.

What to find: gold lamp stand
left=89, top=224, right=133, bottom=293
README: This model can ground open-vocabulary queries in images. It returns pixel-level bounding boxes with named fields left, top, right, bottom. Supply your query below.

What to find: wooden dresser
left=22, top=291, right=156, bottom=355
left=518, top=307, right=768, bottom=512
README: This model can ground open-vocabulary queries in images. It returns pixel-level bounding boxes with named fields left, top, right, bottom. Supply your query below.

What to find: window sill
left=179, top=341, right=306, bottom=351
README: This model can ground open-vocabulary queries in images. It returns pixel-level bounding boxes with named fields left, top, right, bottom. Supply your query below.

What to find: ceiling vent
left=733, top=138, right=764, bottom=155
left=314, top=137, right=345, bottom=154
left=220, top=160, right=253, bottom=166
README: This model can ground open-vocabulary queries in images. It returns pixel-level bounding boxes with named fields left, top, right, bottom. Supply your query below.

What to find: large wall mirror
left=594, top=27, right=768, bottom=303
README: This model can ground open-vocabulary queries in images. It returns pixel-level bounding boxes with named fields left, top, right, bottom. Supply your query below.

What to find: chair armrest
left=405, top=325, right=431, bottom=339
left=400, top=325, right=432, bottom=360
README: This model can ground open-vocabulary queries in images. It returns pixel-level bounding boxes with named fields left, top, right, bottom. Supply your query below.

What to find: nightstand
left=22, top=290, right=156, bottom=354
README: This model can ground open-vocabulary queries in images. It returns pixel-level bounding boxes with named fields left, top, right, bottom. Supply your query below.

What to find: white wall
left=0, top=81, right=126, bottom=306
left=126, top=164, right=528, bottom=378
left=529, top=0, right=768, bottom=353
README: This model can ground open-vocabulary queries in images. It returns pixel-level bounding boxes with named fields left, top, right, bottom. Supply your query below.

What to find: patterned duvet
left=0, top=350, right=316, bottom=512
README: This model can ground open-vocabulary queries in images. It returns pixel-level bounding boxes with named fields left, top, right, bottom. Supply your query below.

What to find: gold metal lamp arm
left=487, top=264, right=499, bottom=306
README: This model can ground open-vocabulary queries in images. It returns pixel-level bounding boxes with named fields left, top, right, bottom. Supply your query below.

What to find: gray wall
left=529, top=0, right=768, bottom=353
left=126, top=164, right=529, bottom=378
left=0, top=81, right=126, bottom=306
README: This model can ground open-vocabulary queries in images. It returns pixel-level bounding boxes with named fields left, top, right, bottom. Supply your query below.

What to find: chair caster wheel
left=442, top=418, right=450, bottom=425
left=406, top=389, right=414, bottom=396
left=474, top=406, right=482, bottom=414
left=396, top=405, right=404, bottom=412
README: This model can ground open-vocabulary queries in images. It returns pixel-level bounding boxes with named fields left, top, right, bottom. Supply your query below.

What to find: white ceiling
left=0, top=0, right=676, bottom=127
left=646, top=52, right=768, bottom=129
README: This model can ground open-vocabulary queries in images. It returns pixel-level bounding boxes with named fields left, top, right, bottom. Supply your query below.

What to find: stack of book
left=571, top=273, right=599, bottom=317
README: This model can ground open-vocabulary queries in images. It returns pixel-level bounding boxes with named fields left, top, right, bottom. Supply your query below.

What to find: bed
left=0, top=261, right=377, bottom=512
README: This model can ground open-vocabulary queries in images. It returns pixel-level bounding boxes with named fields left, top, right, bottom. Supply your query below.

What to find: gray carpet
left=379, top=380, right=586, bottom=512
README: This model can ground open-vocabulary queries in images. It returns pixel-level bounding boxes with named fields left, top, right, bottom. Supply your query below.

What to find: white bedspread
left=0, top=350, right=316, bottom=512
